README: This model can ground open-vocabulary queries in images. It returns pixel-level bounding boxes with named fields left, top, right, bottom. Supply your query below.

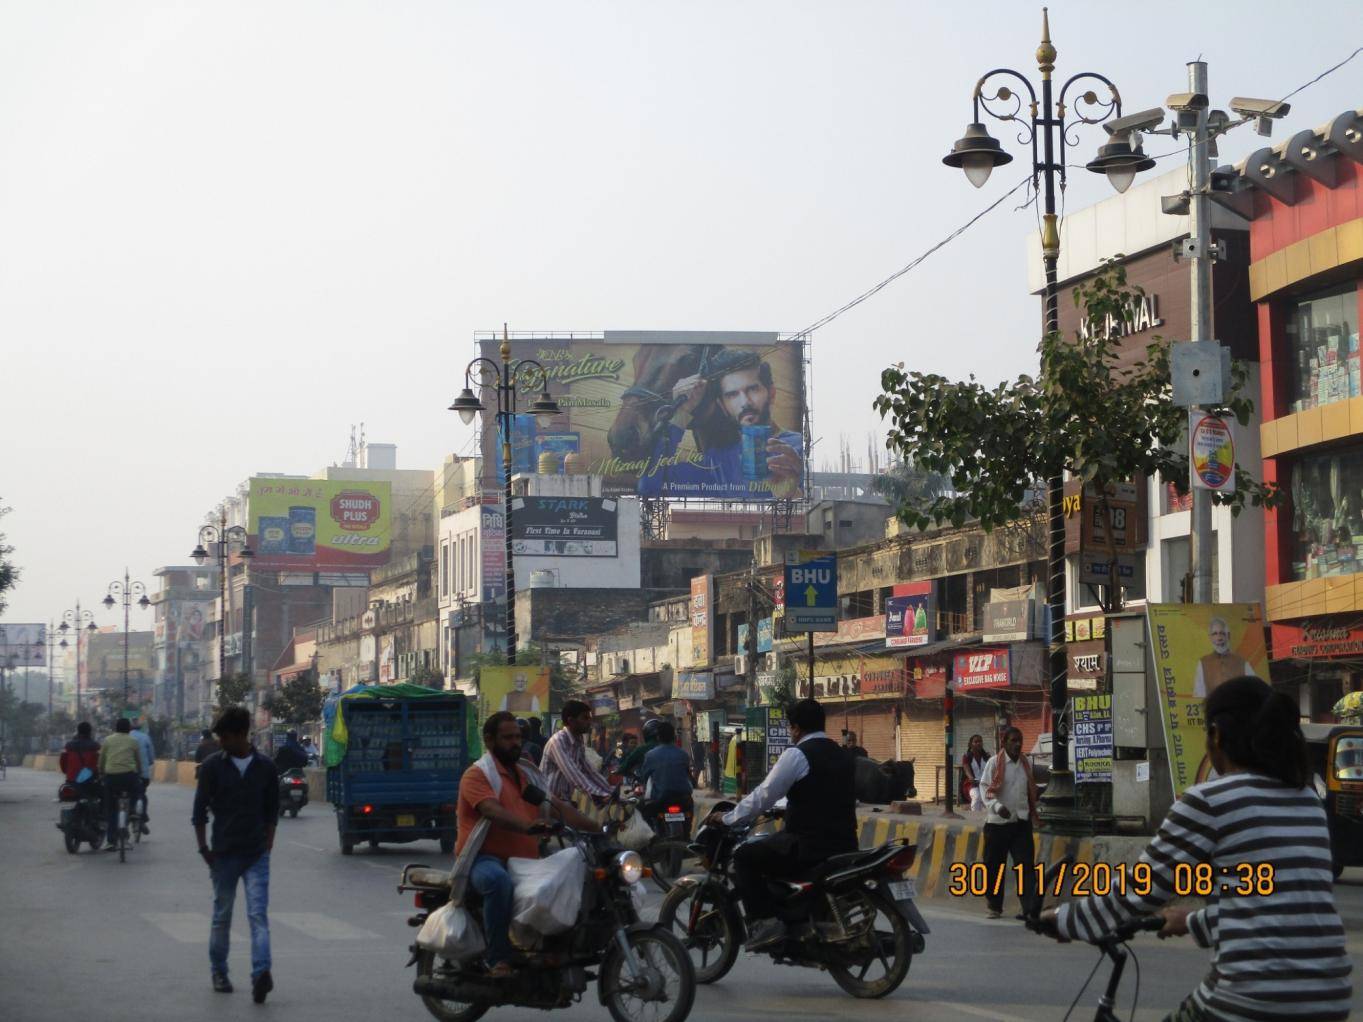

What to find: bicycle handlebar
left=1027, top=911, right=1163, bottom=945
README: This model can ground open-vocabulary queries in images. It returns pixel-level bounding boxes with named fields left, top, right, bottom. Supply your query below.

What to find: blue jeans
left=469, top=855, right=514, bottom=967
left=210, top=852, right=271, bottom=979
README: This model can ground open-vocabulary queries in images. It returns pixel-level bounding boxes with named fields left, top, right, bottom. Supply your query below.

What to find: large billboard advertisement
left=247, top=477, right=392, bottom=571
left=1145, top=603, right=1270, bottom=797
left=0, top=623, right=47, bottom=666
left=478, top=332, right=806, bottom=500
left=511, top=496, right=618, bottom=557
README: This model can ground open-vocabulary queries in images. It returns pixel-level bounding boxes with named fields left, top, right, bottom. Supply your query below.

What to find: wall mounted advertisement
left=247, top=477, right=392, bottom=571
left=511, top=496, right=618, bottom=557
left=952, top=648, right=1011, bottom=691
left=1072, top=693, right=1114, bottom=783
left=0, top=623, right=47, bottom=665
left=885, top=582, right=934, bottom=648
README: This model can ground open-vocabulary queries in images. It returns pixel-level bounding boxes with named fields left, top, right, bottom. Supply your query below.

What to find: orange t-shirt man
left=456, top=755, right=540, bottom=860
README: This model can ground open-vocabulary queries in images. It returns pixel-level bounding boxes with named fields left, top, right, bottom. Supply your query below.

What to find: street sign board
left=784, top=553, right=838, bottom=632
left=1078, top=553, right=1140, bottom=588
left=1190, top=412, right=1235, bottom=492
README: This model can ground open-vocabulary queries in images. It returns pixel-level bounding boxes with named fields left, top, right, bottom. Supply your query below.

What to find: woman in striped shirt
left=1042, top=676, right=1353, bottom=1022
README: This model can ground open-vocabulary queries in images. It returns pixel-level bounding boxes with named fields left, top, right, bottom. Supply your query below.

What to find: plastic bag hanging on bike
left=508, top=847, right=588, bottom=945
left=416, top=903, right=486, bottom=961
left=616, top=809, right=655, bottom=852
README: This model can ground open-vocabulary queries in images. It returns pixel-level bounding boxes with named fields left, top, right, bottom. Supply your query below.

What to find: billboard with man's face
left=477, top=332, right=806, bottom=500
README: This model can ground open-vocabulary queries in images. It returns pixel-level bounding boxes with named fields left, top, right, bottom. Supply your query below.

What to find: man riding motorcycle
left=637, top=720, right=694, bottom=826
left=457, top=711, right=600, bottom=978
left=705, top=697, right=857, bottom=951
left=273, top=730, right=309, bottom=772
left=619, top=717, right=663, bottom=778
left=61, top=722, right=101, bottom=784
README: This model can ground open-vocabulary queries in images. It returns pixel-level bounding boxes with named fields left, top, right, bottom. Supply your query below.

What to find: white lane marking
left=283, top=839, right=328, bottom=853
left=143, top=912, right=209, bottom=943
left=272, top=911, right=380, bottom=940
left=923, top=1003, right=1032, bottom=1022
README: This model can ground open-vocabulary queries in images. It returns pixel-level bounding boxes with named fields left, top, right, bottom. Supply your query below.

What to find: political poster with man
left=477, top=331, right=806, bottom=501
left=478, top=665, right=550, bottom=726
left=1145, top=603, right=1270, bottom=797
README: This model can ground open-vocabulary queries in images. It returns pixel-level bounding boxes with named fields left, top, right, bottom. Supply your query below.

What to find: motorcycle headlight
left=615, top=850, right=645, bottom=885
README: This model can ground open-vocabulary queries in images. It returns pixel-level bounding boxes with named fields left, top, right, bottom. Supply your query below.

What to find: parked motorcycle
left=279, top=768, right=309, bottom=818
left=399, top=820, right=696, bottom=1022
left=56, top=774, right=105, bottom=853
left=658, top=804, right=928, bottom=999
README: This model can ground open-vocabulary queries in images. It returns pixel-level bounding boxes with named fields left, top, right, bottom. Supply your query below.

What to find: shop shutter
left=953, top=699, right=998, bottom=758
left=854, top=703, right=898, bottom=762
left=1009, top=691, right=1048, bottom=755
left=898, top=702, right=946, bottom=802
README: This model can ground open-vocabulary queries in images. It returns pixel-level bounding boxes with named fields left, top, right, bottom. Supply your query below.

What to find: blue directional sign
left=784, top=553, right=839, bottom=632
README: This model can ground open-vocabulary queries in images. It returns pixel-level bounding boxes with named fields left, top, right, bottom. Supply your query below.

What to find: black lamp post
left=191, top=511, right=253, bottom=707
left=59, top=603, right=98, bottom=720
left=449, top=324, right=560, bottom=667
left=103, top=570, right=151, bottom=712
left=942, top=8, right=1154, bottom=822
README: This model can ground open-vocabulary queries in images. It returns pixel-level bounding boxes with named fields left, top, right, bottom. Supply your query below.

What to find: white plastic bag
left=416, top=902, right=486, bottom=961
left=616, top=808, right=655, bottom=852
left=507, top=847, right=587, bottom=946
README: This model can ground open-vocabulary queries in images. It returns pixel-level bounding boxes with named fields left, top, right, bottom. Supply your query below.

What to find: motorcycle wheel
left=413, top=950, right=488, bottom=1022
left=600, top=927, right=696, bottom=1022
left=290, top=808, right=300, bottom=818
left=823, top=889, right=912, bottom=999
left=658, top=882, right=740, bottom=984
left=63, top=829, right=79, bottom=854
left=87, top=830, right=104, bottom=852
left=644, top=840, right=694, bottom=893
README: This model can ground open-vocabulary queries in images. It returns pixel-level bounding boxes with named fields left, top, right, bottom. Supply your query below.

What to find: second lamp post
left=191, top=512, right=254, bottom=698
left=449, top=325, right=560, bottom=667
left=103, top=570, right=150, bottom=712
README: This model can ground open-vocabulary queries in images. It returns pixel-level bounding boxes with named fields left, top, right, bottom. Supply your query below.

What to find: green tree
left=0, top=500, right=17, bottom=616
left=214, top=672, right=253, bottom=712
left=271, top=672, right=323, bottom=725
left=410, top=664, right=445, bottom=689
left=0, top=692, right=46, bottom=746
left=872, top=461, right=953, bottom=519
left=874, top=262, right=1280, bottom=533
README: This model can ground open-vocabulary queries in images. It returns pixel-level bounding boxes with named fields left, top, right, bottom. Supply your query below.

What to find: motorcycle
left=658, top=804, right=928, bottom=999
left=399, top=820, right=696, bottom=1022
left=56, top=773, right=105, bottom=853
left=279, top=768, right=309, bottom=818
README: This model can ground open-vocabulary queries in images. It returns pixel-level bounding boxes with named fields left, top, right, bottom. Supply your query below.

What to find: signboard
left=588, top=691, right=618, bottom=715
left=1190, top=412, right=1235, bottom=492
left=1145, top=603, right=1270, bottom=797
left=691, top=576, right=714, bottom=667
left=738, top=618, right=776, bottom=657
left=982, top=600, right=1034, bottom=643
left=784, top=553, right=838, bottom=632
left=1079, top=553, right=1140, bottom=589
left=801, top=656, right=904, bottom=702
left=907, top=657, right=949, bottom=699
left=1067, top=638, right=1107, bottom=692
left=1273, top=619, right=1363, bottom=659
left=478, top=333, right=806, bottom=501
left=673, top=670, right=715, bottom=701
left=0, top=623, right=46, bottom=666
left=479, top=665, right=549, bottom=723
left=511, top=496, right=618, bottom=557
left=1072, top=693, right=1114, bottom=782
left=952, top=649, right=1011, bottom=691
left=886, top=583, right=933, bottom=648
left=764, top=705, right=790, bottom=770
left=247, top=477, right=392, bottom=571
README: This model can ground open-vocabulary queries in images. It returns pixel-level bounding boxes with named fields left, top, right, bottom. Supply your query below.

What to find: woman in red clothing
left=60, top=722, right=100, bottom=782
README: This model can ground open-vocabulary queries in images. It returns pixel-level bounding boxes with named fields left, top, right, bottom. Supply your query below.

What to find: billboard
left=0, top=623, right=46, bottom=666
left=1072, top=693, right=1114, bottom=783
left=511, top=496, right=618, bottom=557
left=479, top=665, right=550, bottom=723
left=247, top=477, right=393, bottom=571
left=1145, top=603, right=1270, bottom=797
left=952, top=649, right=1011, bottom=691
left=478, top=333, right=806, bottom=500
left=691, top=576, right=713, bottom=667
left=886, top=583, right=934, bottom=648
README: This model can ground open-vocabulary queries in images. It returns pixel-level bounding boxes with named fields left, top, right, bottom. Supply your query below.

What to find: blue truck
left=324, top=687, right=469, bottom=856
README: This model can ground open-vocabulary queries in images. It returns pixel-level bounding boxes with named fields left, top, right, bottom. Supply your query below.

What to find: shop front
left=900, top=654, right=949, bottom=801
left=1269, top=618, right=1363, bottom=721
left=952, top=643, right=1049, bottom=754
left=798, top=653, right=906, bottom=761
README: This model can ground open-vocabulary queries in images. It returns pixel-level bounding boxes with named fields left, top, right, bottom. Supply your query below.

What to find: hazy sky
left=3, top=1, right=1360, bottom=629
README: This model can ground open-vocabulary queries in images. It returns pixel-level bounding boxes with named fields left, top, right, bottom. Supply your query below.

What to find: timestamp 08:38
left=947, top=860, right=1277, bottom=899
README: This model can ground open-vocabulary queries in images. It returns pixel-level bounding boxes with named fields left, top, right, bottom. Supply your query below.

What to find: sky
left=2, top=0, right=1360, bottom=630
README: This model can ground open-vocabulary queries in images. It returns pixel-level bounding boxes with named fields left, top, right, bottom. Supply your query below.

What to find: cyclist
left=1040, top=676, right=1352, bottom=1021
left=97, top=719, right=143, bottom=850
left=636, top=720, right=694, bottom=827
left=130, top=717, right=155, bottom=834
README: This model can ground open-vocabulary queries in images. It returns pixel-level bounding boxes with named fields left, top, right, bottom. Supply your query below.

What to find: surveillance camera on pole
left=1229, top=97, right=1291, bottom=136
left=1103, top=107, right=1167, bottom=138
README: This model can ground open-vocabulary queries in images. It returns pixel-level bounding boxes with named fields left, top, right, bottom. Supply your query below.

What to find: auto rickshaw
left=1303, top=722, right=1363, bottom=878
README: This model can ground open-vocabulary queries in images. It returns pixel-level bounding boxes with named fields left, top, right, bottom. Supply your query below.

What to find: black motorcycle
left=57, top=779, right=104, bottom=853
left=399, top=821, right=696, bottom=1022
left=658, top=804, right=928, bottom=999
left=278, top=768, right=309, bottom=818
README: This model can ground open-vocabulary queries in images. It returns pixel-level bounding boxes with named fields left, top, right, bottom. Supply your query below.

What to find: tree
left=872, top=462, right=953, bottom=518
left=271, top=672, right=323, bottom=725
left=214, top=672, right=253, bottom=712
left=410, top=664, right=445, bottom=689
left=874, top=262, right=1280, bottom=534
left=0, top=500, right=17, bottom=617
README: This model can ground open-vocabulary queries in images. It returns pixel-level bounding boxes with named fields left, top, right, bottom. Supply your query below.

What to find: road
left=2, top=766, right=1359, bottom=1022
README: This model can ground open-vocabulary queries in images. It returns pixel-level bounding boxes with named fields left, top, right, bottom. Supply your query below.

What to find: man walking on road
left=192, top=706, right=279, bottom=1002
left=978, top=726, right=1040, bottom=920
left=98, top=718, right=143, bottom=849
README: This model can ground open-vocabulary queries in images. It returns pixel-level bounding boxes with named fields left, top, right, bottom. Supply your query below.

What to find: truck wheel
left=340, top=836, right=354, bottom=856
left=439, top=837, right=455, bottom=854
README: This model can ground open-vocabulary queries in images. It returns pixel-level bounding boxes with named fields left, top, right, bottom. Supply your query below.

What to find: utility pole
left=1187, top=60, right=1216, bottom=604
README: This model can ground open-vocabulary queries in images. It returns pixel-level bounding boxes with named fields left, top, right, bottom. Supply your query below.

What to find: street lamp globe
left=240, top=543, right=255, bottom=559
left=190, top=544, right=209, bottom=566
left=86, top=622, right=97, bottom=633
left=942, top=122, right=1014, bottom=188
left=449, top=387, right=484, bottom=426
left=102, top=594, right=115, bottom=609
left=1086, top=137, right=1156, bottom=194
left=528, top=390, right=561, bottom=429
left=138, top=595, right=150, bottom=610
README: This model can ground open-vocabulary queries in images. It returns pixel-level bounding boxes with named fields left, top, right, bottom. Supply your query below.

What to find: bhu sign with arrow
left=784, top=552, right=838, bottom=632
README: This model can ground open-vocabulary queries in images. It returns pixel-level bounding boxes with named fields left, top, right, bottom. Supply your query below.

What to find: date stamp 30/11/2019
left=947, top=860, right=1277, bottom=899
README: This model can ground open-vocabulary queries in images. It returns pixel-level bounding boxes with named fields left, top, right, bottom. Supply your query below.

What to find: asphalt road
left=2, top=766, right=1359, bottom=1022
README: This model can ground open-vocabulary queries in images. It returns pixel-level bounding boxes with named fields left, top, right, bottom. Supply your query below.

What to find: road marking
left=272, top=911, right=380, bottom=940
left=143, top=912, right=209, bottom=943
left=283, top=839, right=328, bottom=853
left=923, top=1002, right=1031, bottom=1022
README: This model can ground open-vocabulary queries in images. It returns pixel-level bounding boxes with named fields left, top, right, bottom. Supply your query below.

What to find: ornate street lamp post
left=191, top=511, right=254, bottom=708
left=58, top=602, right=98, bottom=720
left=103, top=570, right=151, bottom=712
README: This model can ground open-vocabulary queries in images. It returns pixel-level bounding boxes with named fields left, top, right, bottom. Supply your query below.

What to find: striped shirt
left=541, top=726, right=613, bottom=802
left=1056, top=773, right=1352, bottom=1021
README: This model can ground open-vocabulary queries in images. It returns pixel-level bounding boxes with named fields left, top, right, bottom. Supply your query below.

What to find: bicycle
left=128, top=791, right=147, bottom=844
left=115, top=793, right=132, bottom=862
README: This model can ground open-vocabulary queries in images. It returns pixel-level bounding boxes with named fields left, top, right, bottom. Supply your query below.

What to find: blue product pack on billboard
left=287, top=506, right=316, bottom=555
left=740, top=424, right=772, bottom=481
left=258, top=516, right=290, bottom=555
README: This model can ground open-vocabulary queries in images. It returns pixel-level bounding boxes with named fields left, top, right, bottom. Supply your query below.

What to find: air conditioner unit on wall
left=733, top=654, right=748, bottom=676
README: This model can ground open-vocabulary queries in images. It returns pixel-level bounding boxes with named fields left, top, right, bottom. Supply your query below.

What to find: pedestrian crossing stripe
left=141, top=911, right=381, bottom=943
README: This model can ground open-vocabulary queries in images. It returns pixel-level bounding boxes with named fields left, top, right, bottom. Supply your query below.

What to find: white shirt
left=231, top=754, right=253, bottom=777
left=721, top=731, right=826, bottom=826
left=979, top=751, right=1034, bottom=825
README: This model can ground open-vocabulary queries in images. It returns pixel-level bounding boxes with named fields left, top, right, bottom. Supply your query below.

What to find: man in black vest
left=710, top=698, right=857, bottom=950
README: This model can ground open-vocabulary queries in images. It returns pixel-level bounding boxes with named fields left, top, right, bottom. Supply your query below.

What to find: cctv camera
left=1104, top=107, right=1167, bottom=136
left=1165, top=92, right=1209, bottom=113
left=1229, top=97, right=1290, bottom=120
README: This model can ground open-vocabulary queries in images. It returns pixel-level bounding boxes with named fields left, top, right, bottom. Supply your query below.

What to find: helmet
left=286, top=729, right=298, bottom=741
left=642, top=718, right=664, bottom=741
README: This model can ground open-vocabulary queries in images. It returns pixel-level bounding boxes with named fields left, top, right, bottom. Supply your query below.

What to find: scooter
left=279, top=768, right=309, bottom=818
left=57, top=770, right=105, bottom=853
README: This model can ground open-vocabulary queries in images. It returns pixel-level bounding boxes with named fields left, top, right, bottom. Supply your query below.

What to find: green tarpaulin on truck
left=323, top=684, right=454, bottom=767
